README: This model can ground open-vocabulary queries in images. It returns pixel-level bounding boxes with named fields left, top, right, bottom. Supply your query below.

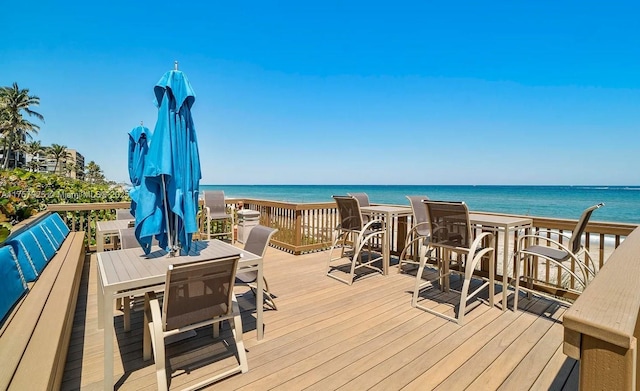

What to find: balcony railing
left=46, top=199, right=637, bottom=299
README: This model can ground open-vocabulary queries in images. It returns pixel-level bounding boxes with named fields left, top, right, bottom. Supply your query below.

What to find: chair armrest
left=404, top=222, right=430, bottom=245
left=518, top=234, right=573, bottom=253
left=363, top=218, right=384, bottom=232
left=530, top=229, right=573, bottom=242
left=469, top=231, right=493, bottom=257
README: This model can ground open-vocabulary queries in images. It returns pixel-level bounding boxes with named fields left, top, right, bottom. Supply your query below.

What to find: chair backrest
left=119, top=228, right=139, bottom=249
left=347, top=193, right=370, bottom=207
left=120, top=227, right=157, bottom=249
left=203, top=190, right=227, bottom=215
left=423, top=200, right=471, bottom=249
left=162, top=256, right=239, bottom=331
left=570, top=203, right=604, bottom=254
left=116, top=209, right=134, bottom=220
left=244, top=225, right=278, bottom=257
left=407, top=195, right=430, bottom=236
left=334, top=196, right=364, bottom=231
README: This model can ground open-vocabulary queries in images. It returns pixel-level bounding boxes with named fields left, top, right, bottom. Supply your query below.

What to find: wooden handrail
left=563, top=225, right=640, bottom=390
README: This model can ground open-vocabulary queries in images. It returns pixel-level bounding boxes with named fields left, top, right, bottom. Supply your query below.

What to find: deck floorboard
left=61, top=246, right=577, bottom=390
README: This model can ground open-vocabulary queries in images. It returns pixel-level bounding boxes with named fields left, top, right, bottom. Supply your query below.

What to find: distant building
left=0, top=150, right=26, bottom=168
left=25, top=146, right=86, bottom=180
left=0, top=134, right=27, bottom=168
left=66, top=149, right=85, bottom=179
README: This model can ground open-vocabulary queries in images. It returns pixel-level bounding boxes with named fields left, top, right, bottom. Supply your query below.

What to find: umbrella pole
left=161, top=175, right=178, bottom=257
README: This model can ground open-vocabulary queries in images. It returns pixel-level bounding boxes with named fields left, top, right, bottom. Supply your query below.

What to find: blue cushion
left=7, top=231, right=48, bottom=282
left=41, top=216, right=66, bottom=249
left=48, top=213, right=70, bottom=237
left=30, top=226, right=57, bottom=262
left=0, top=246, right=28, bottom=324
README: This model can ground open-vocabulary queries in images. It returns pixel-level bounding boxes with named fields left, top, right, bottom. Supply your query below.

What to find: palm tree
left=0, top=83, right=44, bottom=169
left=85, top=161, right=104, bottom=183
left=23, top=140, right=44, bottom=172
left=48, top=144, right=69, bottom=174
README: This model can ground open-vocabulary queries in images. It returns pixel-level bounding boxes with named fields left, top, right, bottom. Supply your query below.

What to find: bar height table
left=360, top=205, right=413, bottom=275
left=468, top=213, right=532, bottom=311
left=96, top=219, right=133, bottom=252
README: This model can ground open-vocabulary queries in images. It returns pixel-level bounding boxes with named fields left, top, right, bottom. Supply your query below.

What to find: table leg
left=502, top=227, right=510, bottom=311
left=256, top=263, right=264, bottom=340
left=383, top=212, right=390, bottom=275
left=98, top=269, right=104, bottom=329
left=103, top=290, right=114, bottom=391
left=97, top=230, right=104, bottom=252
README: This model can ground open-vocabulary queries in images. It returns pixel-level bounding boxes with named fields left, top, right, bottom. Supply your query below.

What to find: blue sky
left=2, top=1, right=639, bottom=185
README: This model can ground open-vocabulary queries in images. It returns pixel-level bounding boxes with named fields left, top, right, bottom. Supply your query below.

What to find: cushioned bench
left=0, top=211, right=86, bottom=391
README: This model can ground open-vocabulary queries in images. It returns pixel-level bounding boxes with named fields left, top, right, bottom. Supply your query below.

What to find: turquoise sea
left=200, top=185, right=640, bottom=224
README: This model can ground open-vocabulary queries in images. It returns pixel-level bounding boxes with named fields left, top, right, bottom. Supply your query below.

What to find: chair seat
left=235, top=271, right=257, bottom=284
left=523, top=245, right=568, bottom=262
left=209, top=212, right=233, bottom=219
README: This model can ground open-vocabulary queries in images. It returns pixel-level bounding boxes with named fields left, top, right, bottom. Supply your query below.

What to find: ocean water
left=200, top=185, right=640, bottom=224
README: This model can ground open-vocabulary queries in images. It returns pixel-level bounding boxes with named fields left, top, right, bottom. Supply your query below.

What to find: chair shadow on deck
left=410, top=265, right=492, bottom=318
left=327, top=252, right=386, bottom=284
left=111, top=311, right=251, bottom=389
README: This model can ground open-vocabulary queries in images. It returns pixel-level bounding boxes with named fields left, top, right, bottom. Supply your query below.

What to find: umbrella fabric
left=127, top=125, right=151, bottom=217
left=134, top=70, right=202, bottom=255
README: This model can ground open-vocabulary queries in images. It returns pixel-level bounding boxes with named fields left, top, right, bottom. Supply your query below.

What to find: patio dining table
left=468, top=213, right=533, bottom=311
left=97, top=239, right=263, bottom=390
left=360, top=204, right=413, bottom=275
left=96, top=219, right=133, bottom=252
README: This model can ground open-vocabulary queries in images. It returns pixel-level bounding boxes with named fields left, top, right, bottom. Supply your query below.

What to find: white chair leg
left=411, top=245, right=428, bottom=307
left=123, top=296, right=131, bottom=332
left=514, top=254, right=521, bottom=311
left=143, top=298, right=151, bottom=360
left=231, top=301, right=249, bottom=373
left=213, top=322, right=220, bottom=338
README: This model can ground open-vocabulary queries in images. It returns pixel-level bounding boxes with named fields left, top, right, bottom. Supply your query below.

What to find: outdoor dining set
left=326, top=192, right=603, bottom=325
left=91, top=188, right=602, bottom=390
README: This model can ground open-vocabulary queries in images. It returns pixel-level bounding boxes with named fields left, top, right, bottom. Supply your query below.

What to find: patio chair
left=398, top=195, right=432, bottom=274
left=235, top=225, right=279, bottom=310
left=347, top=192, right=371, bottom=207
left=119, top=228, right=140, bottom=331
left=202, top=190, right=234, bottom=243
left=143, top=256, right=248, bottom=391
left=513, top=202, right=604, bottom=310
left=412, top=200, right=494, bottom=325
left=327, top=195, right=386, bottom=285
left=119, top=227, right=138, bottom=249
left=116, top=208, right=134, bottom=221
left=118, top=228, right=160, bottom=331
left=347, top=192, right=382, bottom=229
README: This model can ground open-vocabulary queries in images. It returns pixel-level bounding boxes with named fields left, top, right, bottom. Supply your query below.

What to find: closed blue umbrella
left=134, top=65, right=202, bottom=255
left=127, top=123, right=151, bottom=217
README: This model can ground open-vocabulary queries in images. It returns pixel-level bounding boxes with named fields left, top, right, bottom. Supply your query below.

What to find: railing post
left=294, top=209, right=302, bottom=255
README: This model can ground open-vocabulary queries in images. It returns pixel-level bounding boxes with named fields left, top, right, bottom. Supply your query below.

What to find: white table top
left=98, top=240, right=260, bottom=291
left=96, top=219, right=133, bottom=233
left=361, top=205, right=412, bottom=214
left=469, top=213, right=532, bottom=228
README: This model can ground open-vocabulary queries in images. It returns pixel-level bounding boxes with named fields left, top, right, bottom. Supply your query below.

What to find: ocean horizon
left=200, top=184, right=640, bottom=224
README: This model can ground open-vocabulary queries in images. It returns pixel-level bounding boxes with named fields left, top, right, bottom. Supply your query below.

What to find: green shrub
left=0, top=168, right=129, bottom=242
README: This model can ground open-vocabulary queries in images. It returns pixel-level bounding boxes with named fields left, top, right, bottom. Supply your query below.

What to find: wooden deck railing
left=46, top=199, right=637, bottom=297
left=563, top=225, right=640, bottom=390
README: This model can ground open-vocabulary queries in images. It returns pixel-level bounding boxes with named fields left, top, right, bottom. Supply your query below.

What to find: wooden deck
left=61, top=246, right=579, bottom=390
